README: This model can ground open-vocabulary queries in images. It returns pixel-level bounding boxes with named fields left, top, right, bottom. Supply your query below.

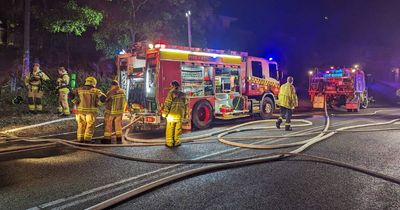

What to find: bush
left=0, top=68, right=117, bottom=117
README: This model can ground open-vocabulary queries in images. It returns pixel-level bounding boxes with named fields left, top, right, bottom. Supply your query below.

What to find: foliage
left=92, top=0, right=217, bottom=58
left=45, top=0, right=103, bottom=36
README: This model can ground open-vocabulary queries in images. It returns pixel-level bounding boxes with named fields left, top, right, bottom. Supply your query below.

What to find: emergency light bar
left=323, top=69, right=344, bottom=78
left=159, top=48, right=242, bottom=59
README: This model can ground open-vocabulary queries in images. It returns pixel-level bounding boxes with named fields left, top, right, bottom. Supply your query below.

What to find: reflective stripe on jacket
left=164, top=88, right=188, bottom=121
left=105, top=87, right=127, bottom=116
left=278, top=82, right=298, bottom=110
left=72, top=85, right=106, bottom=114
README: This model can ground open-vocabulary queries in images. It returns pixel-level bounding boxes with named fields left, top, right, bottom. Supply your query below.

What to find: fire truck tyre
left=260, top=97, right=274, bottom=119
left=192, top=100, right=213, bottom=130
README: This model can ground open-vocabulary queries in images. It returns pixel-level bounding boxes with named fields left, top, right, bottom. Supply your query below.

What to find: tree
left=39, top=0, right=103, bottom=67
left=92, top=0, right=217, bottom=58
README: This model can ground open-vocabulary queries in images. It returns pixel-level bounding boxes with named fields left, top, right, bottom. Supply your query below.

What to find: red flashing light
left=145, top=117, right=156, bottom=123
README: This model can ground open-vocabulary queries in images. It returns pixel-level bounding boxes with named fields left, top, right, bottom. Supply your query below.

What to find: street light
left=185, top=10, right=192, bottom=48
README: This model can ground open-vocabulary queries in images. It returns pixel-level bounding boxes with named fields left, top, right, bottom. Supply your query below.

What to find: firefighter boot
left=116, top=137, right=122, bottom=144
left=276, top=118, right=283, bottom=129
left=285, top=124, right=292, bottom=131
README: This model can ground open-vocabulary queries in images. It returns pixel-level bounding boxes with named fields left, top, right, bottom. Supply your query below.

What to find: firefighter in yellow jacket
left=276, top=76, right=298, bottom=131
left=56, top=67, right=70, bottom=116
left=102, top=80, right=127, bottom=144
left=162, top=81, right=188, bottom=147
left=24, top=62, right=50, bottom=113
left=71, top=77, right=106, bottom=143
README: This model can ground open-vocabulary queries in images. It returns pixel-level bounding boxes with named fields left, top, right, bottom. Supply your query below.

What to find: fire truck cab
left=118, top=45, right=280, bottom=130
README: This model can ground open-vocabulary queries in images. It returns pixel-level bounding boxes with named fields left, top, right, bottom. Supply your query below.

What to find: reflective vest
left=278, top=82, right=298, bottom=109
left=164, top=88, right=188, bottom=121
left=105, top=87, right=127, bottom=116
left=72, top=85, right=106, bottom=114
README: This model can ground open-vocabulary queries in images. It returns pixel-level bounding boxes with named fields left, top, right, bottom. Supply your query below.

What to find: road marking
left=29, top=118, right=353, bottom=209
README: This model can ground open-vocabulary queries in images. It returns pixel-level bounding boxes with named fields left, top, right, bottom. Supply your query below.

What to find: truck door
left=268, top=61, right=279, bottom=80
left=247, top=57, right=269, bottom=79
left=245, top=57, right=269, bottom=96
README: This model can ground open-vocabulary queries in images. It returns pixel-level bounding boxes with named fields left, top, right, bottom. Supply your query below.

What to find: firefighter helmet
left=85, top=76, right=97, bottom=87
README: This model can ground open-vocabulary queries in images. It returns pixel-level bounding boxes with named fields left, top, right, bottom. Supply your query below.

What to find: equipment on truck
left=117, top=44, right=281, bottom=130
left=308, top=67, right=369, bottom=112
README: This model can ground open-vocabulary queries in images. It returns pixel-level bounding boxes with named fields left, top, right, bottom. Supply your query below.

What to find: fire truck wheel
left=260, top=97, right=274, bottom=119
left=192, top=100, right=213, bottom=130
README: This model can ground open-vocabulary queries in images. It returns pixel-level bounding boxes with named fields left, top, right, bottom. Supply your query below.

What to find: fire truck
left=117, top=44, right=280, bottom=130
left=308, top=67, right=369, bottom=112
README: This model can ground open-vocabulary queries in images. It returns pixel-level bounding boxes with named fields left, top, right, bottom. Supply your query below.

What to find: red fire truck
left=117, top=44, right=280, bottom=130
left=308, top=67, right=369, bottom=112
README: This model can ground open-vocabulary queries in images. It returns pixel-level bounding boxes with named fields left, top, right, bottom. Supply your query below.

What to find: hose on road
left=84, top=104, right=400, bottom=210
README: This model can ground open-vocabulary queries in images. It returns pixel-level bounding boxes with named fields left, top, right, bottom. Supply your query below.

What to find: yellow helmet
left=85, top=76, right=97, bottom=87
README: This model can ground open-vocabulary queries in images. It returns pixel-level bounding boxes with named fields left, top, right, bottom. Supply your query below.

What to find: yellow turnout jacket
left=278, top=82, right=298, bottom=109
left=163, top=88, right=188, bottom=121
left=105, top=87, right=127, bottom=116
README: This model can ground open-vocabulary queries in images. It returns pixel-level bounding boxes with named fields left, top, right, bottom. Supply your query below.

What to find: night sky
left=212, top=0, right=400, bottom=81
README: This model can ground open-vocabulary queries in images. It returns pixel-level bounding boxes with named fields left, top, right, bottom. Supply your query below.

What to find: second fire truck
left=117, top=44, right=281, bottom=130
left=308, top=67, right=369, bottom=112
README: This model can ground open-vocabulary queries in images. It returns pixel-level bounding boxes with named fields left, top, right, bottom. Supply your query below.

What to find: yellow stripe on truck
left=160, top=51, right=242, bottom=64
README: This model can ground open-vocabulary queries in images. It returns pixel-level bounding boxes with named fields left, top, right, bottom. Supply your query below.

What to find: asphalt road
left=0, top=105, right=399, bottom=210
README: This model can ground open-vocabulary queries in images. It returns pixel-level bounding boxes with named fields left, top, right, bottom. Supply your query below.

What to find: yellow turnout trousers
left=27, top=86, right=44, bottom=111
left=57, top=88, right=70, bottom=115
left=76, top=113, right=96, bottom=142
left=104, top=114, right=123, bottom=140
left=166, top=120, right=182, bottom=147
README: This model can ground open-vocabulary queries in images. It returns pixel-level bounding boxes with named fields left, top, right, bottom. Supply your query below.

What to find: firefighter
left=102, top=80, right=127, bottom=144
left=71, top=76, right=106, bottom=143
left=162, top=81, right=188, bottom=147
left=24, top=62, right=50, bottom=114
left=56, top=67, right=70, bottom=116
left=276, top=76, right=298, bottom=131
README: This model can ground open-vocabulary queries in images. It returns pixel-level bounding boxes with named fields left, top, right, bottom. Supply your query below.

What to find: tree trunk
left=22, top=0, right=30, bottom=80
left=66, top=33, right=70, bottom=69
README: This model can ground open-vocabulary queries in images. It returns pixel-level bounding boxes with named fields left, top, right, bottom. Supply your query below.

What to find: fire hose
left=1, top=104, right=399, bottom=209
left=83, top=104, right=400, bottom=210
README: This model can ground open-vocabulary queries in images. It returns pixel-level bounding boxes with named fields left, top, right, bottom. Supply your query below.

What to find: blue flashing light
left=119, top=49, right=126, bottom=55
left=269, top=57, right=273, bottom=61
left=323, top=69, right=344, bottom=78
